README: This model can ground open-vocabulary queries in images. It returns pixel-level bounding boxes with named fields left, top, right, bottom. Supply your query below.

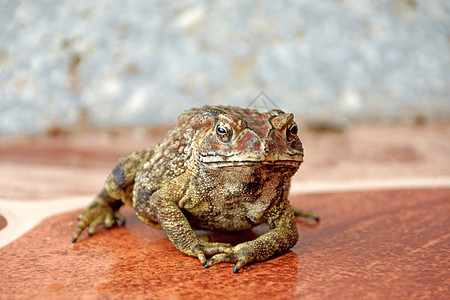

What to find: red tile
left=1, top=189, right=449, bottom=298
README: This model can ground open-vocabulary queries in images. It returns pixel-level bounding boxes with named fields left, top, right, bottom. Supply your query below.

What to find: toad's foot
left=192, top=239, right=234, bottom=267
left=205, top=244, right=260, bottom=273
left=291, top=206, right=320, bottom=222
left=72, top=196, right=124, bottom=242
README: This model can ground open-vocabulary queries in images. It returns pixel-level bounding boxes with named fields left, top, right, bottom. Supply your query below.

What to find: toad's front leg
left=134, top=185, right=233, bottom=267
left=206, top=201, right=299, bottom=273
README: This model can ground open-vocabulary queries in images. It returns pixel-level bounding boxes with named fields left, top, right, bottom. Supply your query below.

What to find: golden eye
left=287, top=122, right=298, bottom=141
left=215, top=121, right=233, bottom=143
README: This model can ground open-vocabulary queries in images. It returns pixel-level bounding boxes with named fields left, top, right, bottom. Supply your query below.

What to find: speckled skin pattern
left=72, top=106, right=317, bottom=273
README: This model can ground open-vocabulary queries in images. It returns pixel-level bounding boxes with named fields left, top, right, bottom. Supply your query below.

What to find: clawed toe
left=203, top=244, right=256, bottom=273
left=72, top=207, right=126, bottom=242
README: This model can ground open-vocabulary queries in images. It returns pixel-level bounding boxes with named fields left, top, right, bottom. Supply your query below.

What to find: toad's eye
left=286, top=122, right=298, bottom=141
left=215, top=121, right=233, bottom=143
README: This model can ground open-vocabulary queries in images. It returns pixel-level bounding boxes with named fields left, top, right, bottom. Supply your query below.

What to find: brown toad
left=72, top=105, right=318, bottom=273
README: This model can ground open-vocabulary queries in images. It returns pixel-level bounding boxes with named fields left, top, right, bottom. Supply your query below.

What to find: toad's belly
left=181, top=164, right=294, bottom=232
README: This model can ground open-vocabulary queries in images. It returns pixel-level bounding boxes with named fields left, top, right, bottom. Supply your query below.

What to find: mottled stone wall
left=1, top=0, right=449, bottom=135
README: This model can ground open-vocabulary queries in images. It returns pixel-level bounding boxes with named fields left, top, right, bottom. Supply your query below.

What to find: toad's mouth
left=198, top=152, right=303, bottom=166
left=199, top=159, right=302, bottom=169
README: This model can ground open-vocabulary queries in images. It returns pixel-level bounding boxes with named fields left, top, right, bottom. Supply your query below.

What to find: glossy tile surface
left=1, top=189, right=449, bottom=299
left=1, top=123, right=449, bottom=299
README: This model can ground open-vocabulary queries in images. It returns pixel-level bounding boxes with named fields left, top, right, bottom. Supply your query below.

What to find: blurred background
left=1, top=0, right=449, bottom=136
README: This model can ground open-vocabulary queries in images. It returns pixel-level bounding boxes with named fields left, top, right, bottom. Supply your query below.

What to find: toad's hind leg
left=72, top=149, right=153, bottom=242
left=291, top=206, right=320, bottom=222
left=72, top=188, right=125, bottom=242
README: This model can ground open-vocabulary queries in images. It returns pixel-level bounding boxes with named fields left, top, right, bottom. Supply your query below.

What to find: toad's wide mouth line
left=199, top=160, right=302, bottom=168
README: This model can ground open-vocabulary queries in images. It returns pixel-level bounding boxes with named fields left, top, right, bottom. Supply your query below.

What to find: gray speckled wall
left=1, top=0, right=449, bottom=135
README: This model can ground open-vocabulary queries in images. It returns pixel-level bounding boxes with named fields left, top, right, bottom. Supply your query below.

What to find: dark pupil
left=290, top=124, right=298, bottom=135
left=217, top=125, right=227, bottom=134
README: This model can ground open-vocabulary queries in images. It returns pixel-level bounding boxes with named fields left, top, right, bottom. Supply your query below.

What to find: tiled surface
left=1, top=189, right=449, bottom=298
left=0, top=122, right=449, bottom=298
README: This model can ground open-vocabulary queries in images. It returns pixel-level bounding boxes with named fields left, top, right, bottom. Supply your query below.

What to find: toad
left=72, top=106, right=318, bottom=273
